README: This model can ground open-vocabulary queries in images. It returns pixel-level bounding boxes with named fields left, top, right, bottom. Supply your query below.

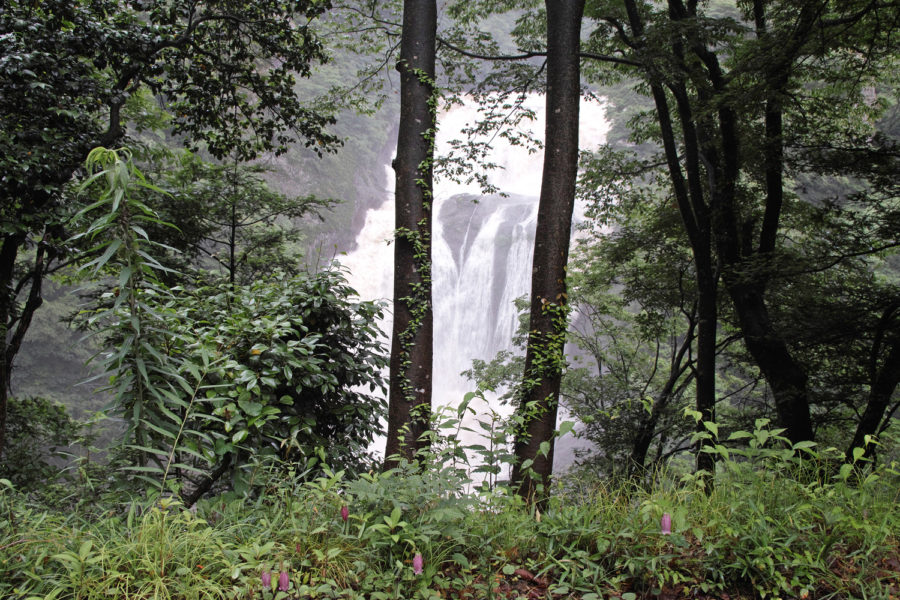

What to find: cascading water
left=340, top=95, right=609, bottom=468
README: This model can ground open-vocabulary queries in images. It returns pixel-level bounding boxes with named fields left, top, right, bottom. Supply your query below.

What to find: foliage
left=0, top=396, right=81, bottom=491
left=72, top=149, right=387, bottom=500
left=1, top=417, right=898, bottom=600
left=584, top=0, right=900, bottom=448
left=151, top=270, right=389, bottom=497
left=71, top=146, right=183, bottom=482
left=0, top=0, right=340, bottom=241
left=151, top=151, right=336, bottom=285
left=0, top=0, right=341, bottom=462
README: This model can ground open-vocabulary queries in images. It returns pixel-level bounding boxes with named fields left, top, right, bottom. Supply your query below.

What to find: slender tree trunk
left=229, top=195, right=237, bottom=288
left=623, top=0, right=720, bottom=484
left=846, top=302, right=900, bottom=461
left=657, top=81, right=720, bottom=480
left=694, top=248, right=718, bottom=476
left=384, top=0, right=437, bottom=468
left=181, top=453, right=233, bottom=506
left=629, top=317, right=696, bottom=477
left=511, top=0, right=584, bottom=503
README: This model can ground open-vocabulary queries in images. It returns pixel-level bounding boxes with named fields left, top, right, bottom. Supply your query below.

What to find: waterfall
left=340, top=95, right=610, bottom=468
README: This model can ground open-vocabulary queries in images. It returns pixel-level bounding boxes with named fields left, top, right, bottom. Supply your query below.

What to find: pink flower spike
left=661, top=512, right=672, bottom=535
left=261, top=570, right=272, bottom=590
left=341, top=505, right=349, bottom=522
left=278, top=570, right=290, bottom=592
left=412, top=552, right=424, bottom=575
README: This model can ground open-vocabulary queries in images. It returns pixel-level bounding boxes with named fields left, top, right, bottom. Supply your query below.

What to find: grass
left=1, top=433, right=899, bottom=600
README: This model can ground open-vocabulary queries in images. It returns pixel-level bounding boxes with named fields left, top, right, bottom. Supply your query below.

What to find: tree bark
left=712, top=0, right=816, bottom=445
left=622, top=0, right=720, bottom=482
left=728, top=285, right=814, bottom=443
left=511, top=0, right=584, bottom=503
left=0, top=234, right=22, bottom=460
left=181, top=453, right=233, bottom=507
left=846, top=302, right=900, bottom=461
left=384, top=0, right=437, bottom=468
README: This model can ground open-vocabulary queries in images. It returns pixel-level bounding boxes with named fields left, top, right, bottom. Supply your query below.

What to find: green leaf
left=139, top=418, right=178, bottom=440
left=86, top=238, right=122, bottom=274
left=237, top=398, right=263, bottom=417
left=538, top=441, right=550, bottom=457
left=838, top=463, right=854, bottom=481
left=78, top=540, right=93, bottom=560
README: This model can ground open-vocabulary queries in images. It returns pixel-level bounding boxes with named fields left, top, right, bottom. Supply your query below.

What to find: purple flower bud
left=661, top=512, right=672, bottom=535
left=341, top=505, right=349, bottom=522
left=412, top=552, right=424, bottom=575
left=278, top=570, right=290, bottom=592
left=261, top=570, right=272, bottom=590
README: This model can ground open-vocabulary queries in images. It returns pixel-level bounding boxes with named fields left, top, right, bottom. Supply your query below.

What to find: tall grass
left=2, top=424, right=898, bottom=600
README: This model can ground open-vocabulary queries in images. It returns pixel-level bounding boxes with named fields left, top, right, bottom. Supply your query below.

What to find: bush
left=0, top=396, right=81, bottom=491
left=101, top=269, right=390, bottom=501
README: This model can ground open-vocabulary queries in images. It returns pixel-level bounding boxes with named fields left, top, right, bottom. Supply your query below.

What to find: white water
left=339, top=95, right=610, bottom=467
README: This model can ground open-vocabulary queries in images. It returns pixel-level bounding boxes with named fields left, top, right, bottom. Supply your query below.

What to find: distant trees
left=157, top=154, right=333, bottom=287
left=0, top=0, right=339, bottom=459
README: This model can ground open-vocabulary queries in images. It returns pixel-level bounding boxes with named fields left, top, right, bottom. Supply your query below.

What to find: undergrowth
left=1, top=420, right=898, bottom=600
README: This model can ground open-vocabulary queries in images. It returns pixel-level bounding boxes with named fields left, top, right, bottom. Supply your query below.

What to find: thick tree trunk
left=694, top=250, right=718, bottom=476
left=728, top=284, right=815, bottom=443
left=511, top=0, right=584, bottom=503
left=0, top=234, right=19, bottom=460
left=384, top=0, right=437, bottom=468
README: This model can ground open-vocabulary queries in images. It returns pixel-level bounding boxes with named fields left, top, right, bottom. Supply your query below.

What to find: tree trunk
left=625, top=0, right=721, bottom=482
left=728, top=284, right=815, bottom=443
left=629, top=317, right=696, bottom=478
left=846, top=303, right=900, bottom=461
left=694, top=249, right=718, bottom=477
left=0, top=233, right=21, bottom=460
left=384, top=0, right=437, bottom=468
left=511, top=0, right=584, bottom=503
left=713, top=2, right=815, bottom=445
left=181, top=453, right=233, bottom=507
